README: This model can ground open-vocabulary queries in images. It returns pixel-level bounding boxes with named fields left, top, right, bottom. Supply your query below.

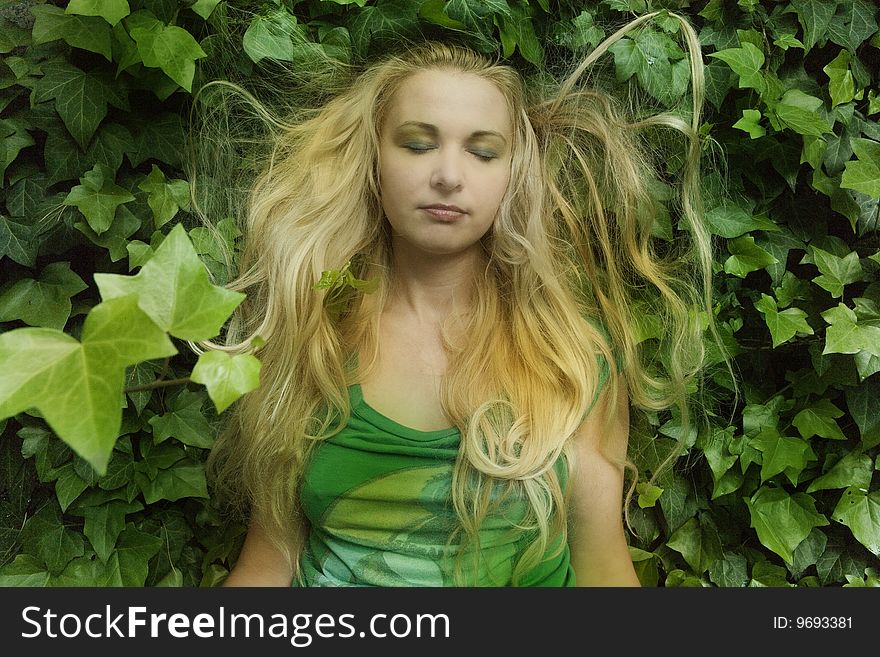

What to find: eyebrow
left=395, top=121, right=509, bottom=144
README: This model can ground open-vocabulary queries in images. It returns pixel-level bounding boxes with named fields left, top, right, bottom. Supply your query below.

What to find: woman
left=200, top=11, right=723, bottom=587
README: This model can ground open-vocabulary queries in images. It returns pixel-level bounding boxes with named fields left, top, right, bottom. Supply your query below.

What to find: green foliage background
left=1, top=0, right=879, bottom=587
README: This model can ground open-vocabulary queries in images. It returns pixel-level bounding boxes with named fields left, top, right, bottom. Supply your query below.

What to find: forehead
left=382, top=69, right=512, bottom=135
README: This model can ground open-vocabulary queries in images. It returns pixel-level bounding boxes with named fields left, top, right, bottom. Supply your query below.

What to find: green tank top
left=297, top=339, right=612, bottom=587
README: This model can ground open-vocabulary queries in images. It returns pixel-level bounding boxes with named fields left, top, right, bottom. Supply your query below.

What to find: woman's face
left=377, top=69, right=513, bottom=258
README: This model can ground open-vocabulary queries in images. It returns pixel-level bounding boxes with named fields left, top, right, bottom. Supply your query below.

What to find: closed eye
left=402, top=142, right=436, bottom=153
left=470, top=150, right=498, bottom=162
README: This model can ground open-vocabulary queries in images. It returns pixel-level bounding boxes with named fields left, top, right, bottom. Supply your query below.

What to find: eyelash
left=402, top=143, right=498, bottom=162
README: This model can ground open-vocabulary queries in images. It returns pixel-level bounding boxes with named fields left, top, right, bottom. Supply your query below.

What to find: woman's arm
left=567, top=371, right=641, bottom=587
left=222, top=516, right=299, bottom=587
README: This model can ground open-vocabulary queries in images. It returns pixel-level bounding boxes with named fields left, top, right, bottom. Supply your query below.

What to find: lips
left=420, top=203, right=467, bottom=221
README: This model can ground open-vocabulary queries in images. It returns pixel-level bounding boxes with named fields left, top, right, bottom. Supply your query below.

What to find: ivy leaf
left=32, top=5, right=112, bottom=61
left=827, top=0, right=878, bottom=52
left=128, top=11, right=207, bottom=92
left=497, top=1, right=543, bottom=65
left=723, top=235, right=778, bottom=277
left=635, top=481, right=663, bottom=508
left=785, top=0, right=836, bottom=52
left=750, top=427, right=811, bottom=484
left=75, top=204, right=142, bottom=262
left=707, top=42, right=765, bottom=94
left=666, top=516, right=723, bottom=574
left=708, top=551, right=749, bottom=587
left=95, top=223, right=245, bottom=341
left=0, top=262, right=87, bottom=330
left=704, top=204, right=777, bottom=238
left=841, top=138, right=880, bottom=199
left=348, top=0, right=422, bottom=56
left=72, top=499, right=143, bottom=563
left=745, top=487, right=829, bottom=564
left=0, top=295, right=177, bottom=473
left=1, top=117, right=35, bottom=180
left=0, top=215, right=36, bottom=267
left=53, top=462, right=89, bottom=512
left=32, top=61, right=128, bottom=151
left=810, top=246, right=864, bottom=297
left=822, top=303, right=880, bottom=356
left=103, top=523, right=163, bottom=586
left=63, top=163, right=135, bottom=235
left=0, top=554, right=51, bottom=586
left=189, top=217, right=241, bottom=263
left=21, top=503, right=85, bottom=576
left=242, top=9, right=301, bottom=63
left=126, top=112, right=184, bottom=168
left=808, top=452, right=874, bottom=493
left=846, top=380, right=880, bottom=448
left=137, top=164, right=191, bottom=229
left=137, top=462, right=209, bottom=504
left=148, top=389, right=215, bottom=448
left=792, top=399, right=847, bottom=440
left=191, top=351, right=262, bottom=414
left=832, top=487, right=880, bottom=556
left=66, top=0, right=131, bottom=26
left=191, top=0, right=223, bottom=20
left=753, top=294, right=813, bottom=348
left=773, top=89, right=833, bottom=137
left=732, top=109, right=766, bottom=139
left=823, top=49, right=855, bottom=107
left=608, top=29, right=689, bottom=106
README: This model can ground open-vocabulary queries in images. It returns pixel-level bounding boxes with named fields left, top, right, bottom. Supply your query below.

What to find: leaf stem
left=125, top=377, right=191, bottom=393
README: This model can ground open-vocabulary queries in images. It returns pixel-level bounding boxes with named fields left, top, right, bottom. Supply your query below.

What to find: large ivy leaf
left=807, top=452, right=874, bottom=493
left=242, top=8, right=301, bottom=63
left=0, top=554, right=51, bottom=586
left=785, top=0, right=836, bottom=52
left=66, top=0, right=131, bottom=27
left=823, top=49, right=855, bottom=107
left=191, top=351, right=262, bottom=414
left=1, top=117, right=35, bottom=180
left=73, top=499, right=143, bottom=563
left=827, top=0, right=878, bottom=52
left=707, top=42, right=765, bottom=94
left=148, top=388, right=215, bottom=448
left=126, top=112, right=184, bottom=168
left=128, top=11, right=207, bottom=92
left=745, top=487, right=829, bottom=564
left=846, top=380, right=880, bottom=448
left=0, top=215, right=36, bottom=267
left=0, top=295, right=177, bottom=473
left=348, top=0, right=422, bottom=56
left=750, top=428, right=811, bottom=484
left=0, top=261, right=87, bottom=330
left=32, top=61, right=128, bottom=150
left=667, top=515, right=723, bottom=574
left=137, top=164, right=190, bottom=229
left=792, top=399, right=846, bottom=440
left=63, top=163, right=135, bottom=235
left=191, top=0, right=223, bottom=20
left=32, top=5, right=112, bottom=61
left=773, top=89, right=834, bottom=136
left=95, top=223, right=245, bottom=340
left=75, top=204, right=142, bottom=262
left=810, top=246, right=864, bottom=297
left=753, top=294, right=813, bottom=348
left=822, top=303, right=880, bottom=356
left=136, top=461, right=209, bottom=504
left=841, top=138, right=880, bottom=199
left=497, top=1, right=543, bottom=65
left=20, top=503, right=85, bottom=576
left=723, top=235, right=778, bottom=277
left=832, top=487, right=880, bottom=556
left=103, top=524, right=163, bottom=586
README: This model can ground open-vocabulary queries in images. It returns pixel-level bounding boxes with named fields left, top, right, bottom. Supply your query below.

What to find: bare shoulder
left=223, top=515, right=300, bottom=587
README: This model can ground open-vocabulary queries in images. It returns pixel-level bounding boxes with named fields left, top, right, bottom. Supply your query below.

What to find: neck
left=387, top=238, right=485, bottom=324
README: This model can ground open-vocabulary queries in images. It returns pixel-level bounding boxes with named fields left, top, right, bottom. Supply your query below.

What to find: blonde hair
left=193, top=10, right=732, bottom=585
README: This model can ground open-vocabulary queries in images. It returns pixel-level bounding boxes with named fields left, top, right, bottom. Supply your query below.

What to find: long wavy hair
left=192, top=10, right=732, bottom=585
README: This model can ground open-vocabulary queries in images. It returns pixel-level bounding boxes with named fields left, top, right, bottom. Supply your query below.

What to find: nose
left=430, top=149, right=463, bottom=191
